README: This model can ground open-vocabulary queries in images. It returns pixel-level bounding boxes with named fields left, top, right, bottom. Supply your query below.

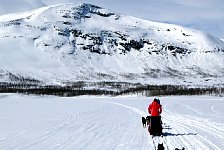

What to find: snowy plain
left=0, top=93, right=223, bottom=150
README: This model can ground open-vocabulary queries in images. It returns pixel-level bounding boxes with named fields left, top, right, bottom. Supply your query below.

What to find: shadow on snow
left=163, top=132, right=198, bottom=137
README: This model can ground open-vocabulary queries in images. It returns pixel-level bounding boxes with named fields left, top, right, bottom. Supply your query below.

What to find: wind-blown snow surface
left=0, top=3, right=224, bottom=85
left=0, top=93, right=224, bottom=150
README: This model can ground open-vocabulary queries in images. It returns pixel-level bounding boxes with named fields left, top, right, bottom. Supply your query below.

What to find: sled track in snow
left=103, top=101, right=183, bottom=149
left=106, top=101, right=224, bottom=150
left=0, top=100, right=151, bottom=150
left=163, top=113, right=224, bottom=150
left=163, top=102, right=224, bottom=150
left=1, top=96, right=223, bottom=150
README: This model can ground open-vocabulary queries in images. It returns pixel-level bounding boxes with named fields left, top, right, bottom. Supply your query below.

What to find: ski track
left=0, top=95, right=224, bottom=150
left=106, top=100, right=224, bottom=150
left=104, top=101, right=191, bottom=150
left=163, top=102, right=224, bottom=150
left=0, top=100, right=150, bottom=150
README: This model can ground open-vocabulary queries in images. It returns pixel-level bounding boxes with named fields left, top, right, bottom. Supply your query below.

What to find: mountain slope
left=0, top=3, right=224, bottom=85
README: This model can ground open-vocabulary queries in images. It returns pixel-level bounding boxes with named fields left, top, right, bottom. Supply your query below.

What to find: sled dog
left=142, top=117, right=146, bottom=128
left=157, top=143, right=164, bottom=150
left=146, top=116, right=151, bottom=126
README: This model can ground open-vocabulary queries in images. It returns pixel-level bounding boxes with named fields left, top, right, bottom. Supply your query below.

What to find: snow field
left=0, top=94, right=224, bottom=149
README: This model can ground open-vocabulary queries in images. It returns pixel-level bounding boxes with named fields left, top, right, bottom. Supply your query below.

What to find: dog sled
left=148, top=116, right=162, bottom=136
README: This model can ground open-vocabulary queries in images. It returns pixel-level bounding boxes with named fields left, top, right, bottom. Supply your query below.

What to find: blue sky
left=0, top=0, right=223, bottom=38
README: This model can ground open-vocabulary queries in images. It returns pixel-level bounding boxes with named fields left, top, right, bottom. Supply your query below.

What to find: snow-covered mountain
left=0, top=3, right=224, bottom=85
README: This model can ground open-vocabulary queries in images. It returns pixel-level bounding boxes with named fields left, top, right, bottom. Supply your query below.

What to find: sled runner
left=148, top=116, right=162, bottom=136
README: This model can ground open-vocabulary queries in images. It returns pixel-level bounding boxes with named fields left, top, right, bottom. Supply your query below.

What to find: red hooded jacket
left=148, top=100, right=162, bottom=116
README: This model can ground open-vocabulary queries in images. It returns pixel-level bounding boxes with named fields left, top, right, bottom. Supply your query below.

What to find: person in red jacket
left=148, top=98, right=162, bottom=116
left=147, top=98, right=163, bottom=136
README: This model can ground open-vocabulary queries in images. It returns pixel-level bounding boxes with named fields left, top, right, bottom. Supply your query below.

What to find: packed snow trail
left=102, top=100, right=220, bottom=150
left=0, top=94, right=224, bottom=150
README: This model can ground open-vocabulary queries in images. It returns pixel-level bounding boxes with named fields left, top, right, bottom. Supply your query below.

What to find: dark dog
left=157, top=143, right=164, bottom=150
left=142, top=117, right=146, bottom=128
left=146, top=116, right=151, bottom=126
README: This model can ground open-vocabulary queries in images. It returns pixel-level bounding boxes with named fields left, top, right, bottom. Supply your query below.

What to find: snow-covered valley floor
left=0, top=94, right=223, bottom=150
